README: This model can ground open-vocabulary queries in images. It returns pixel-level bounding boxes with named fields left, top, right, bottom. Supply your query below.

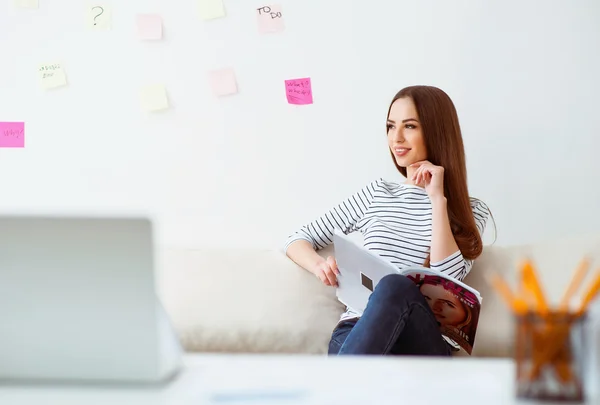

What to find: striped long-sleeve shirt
left=284, top=177, right=490, bottom=324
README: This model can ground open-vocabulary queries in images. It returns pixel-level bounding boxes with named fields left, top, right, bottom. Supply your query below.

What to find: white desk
left=0, top=354, right=596, bottom=405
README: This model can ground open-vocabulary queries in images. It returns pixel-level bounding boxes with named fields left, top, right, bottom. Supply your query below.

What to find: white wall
left=1, top=0, right=599, bottom=250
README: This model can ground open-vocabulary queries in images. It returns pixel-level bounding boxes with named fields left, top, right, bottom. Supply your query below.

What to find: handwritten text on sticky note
left=0, top=122, right=25, bottom=148
left=140, top=85, right=169, bottom=112
left=285, top=78, right=313, bottom=105
left=198, top=0, right=225, bottom=20
left=88, top=5, right=111, bottom=30
left=39, top=63, right=67, bottom=90
left=208, top=68, right=238, bottom=97
left=257, top=5, right=284, bottom=34
left=137, top=14, right=162, bottom=40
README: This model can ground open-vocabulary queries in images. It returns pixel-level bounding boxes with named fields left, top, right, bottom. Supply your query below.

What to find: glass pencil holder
left=514, top=311, right=588, bottom=403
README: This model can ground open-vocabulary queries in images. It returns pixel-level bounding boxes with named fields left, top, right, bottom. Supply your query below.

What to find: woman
left=284, top=85, right=493, bottom=356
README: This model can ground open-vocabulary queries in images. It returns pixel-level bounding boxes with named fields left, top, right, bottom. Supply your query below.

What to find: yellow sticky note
left=38, top=63, right=67, bottom=90
left=88, top=5, right=111, bottom=30
left=198, top=0, right=225, bottom=20
left=140, top=85, right=169, bottom=112
left=15, top=0, right=39, bottom=9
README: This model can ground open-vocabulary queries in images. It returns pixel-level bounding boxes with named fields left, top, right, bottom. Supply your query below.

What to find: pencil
left=559, top=257, right=590, bottom=311
left=521, top=260, right=549, bottom=315
left=486, top=272, right=528, bottom=315
left=576, top=271, right=600, bottom=315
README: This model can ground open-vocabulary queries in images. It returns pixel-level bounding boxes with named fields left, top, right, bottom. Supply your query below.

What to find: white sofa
left=156, top=233, right=600, bottom=357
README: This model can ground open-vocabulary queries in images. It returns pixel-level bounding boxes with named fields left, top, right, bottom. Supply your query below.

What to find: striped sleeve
left=429, top=198, right=491, bottom=281
left=283, top=179, right=381, bottom=253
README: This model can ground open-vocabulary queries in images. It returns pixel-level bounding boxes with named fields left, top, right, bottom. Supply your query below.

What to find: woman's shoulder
left=469, top=197, right=493, bottom=235
left=469, top=197, right=491, bottom=216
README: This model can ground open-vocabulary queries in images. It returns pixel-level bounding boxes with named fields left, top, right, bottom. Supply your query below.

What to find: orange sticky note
left=137, top=14, right=162, bottom=40
left=208, top=68, right=238, bottom=97
left=256, top=4, right=284, bottom=34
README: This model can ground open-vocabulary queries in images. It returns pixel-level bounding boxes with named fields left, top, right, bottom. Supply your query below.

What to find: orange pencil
left=521, top=259, right=549, bottom=315
left=559, top=257, right=590, bottom=311
left=576, top=271, right=600, bottom=315
left=486, top=272, right=528, bottom=315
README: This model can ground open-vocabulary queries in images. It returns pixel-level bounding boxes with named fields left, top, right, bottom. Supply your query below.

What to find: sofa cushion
left=156, top=232, right=600, bottom=357
left=156, top=247, right=345, bottom=354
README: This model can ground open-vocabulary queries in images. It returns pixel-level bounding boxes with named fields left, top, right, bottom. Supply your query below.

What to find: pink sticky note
left=208, top=68, right=238, bottom=97
left=256, top=4, right=284, bottom=34
left=137, top=14, right=162, bottom=40
left=0, top=122, right=25, bottom=148
left=285, top=78, right=313, bottom=105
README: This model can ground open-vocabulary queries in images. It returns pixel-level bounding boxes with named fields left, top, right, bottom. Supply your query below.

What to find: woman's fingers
left=325, top=266, right=338, bottom=287
left=317, top=270, right=331, bottom=286
left=326, top=256, right=339, bottom=275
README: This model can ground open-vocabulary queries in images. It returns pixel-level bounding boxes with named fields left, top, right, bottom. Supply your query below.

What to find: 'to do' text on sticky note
left=256, top=4, right=284, bottom=34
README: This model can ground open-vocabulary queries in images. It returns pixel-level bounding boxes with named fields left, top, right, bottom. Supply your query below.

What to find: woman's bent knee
left=373, top=274, right=421, bottom=302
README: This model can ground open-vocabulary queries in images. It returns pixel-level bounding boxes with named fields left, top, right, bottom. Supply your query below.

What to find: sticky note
left=88, top=5, right=111, bottom=30
left=256, top=5, right=284, bottom=34
left=137, top=14, right=162, bottom=40
left=15, top=0, right=38, bottom=9
left=140, top=85, right=169, bottom=112
left=208, top=68, right=238, bottom=97
left=285, top=78, right=313, bottom=105
left=38, top=63, right=67, bottom=90
left=0, top=122, right=25, bottom=148
left=198, top=0, right=225, bottom=20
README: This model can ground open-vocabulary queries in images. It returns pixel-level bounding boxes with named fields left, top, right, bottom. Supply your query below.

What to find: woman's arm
left=411, top=161, right=490, bottom=280
left=429, top=198, right=491, bottom=280
left=429, top=196, right=459, bottom=263
left=283, top=179, right=381, bottom=284
left=283, top=178, right=381, bottom=254
left=286, top=239, right=327, bottom=275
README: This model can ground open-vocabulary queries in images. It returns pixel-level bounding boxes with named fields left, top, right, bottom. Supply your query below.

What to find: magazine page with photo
left=402, top=269, right=482, bottom=355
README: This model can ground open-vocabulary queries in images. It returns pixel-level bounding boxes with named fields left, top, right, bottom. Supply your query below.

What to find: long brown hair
left=387, top=85, right=483, bottom=262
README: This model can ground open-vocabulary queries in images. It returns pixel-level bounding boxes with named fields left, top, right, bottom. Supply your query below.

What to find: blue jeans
left=328, top=274, right=453, bottom=356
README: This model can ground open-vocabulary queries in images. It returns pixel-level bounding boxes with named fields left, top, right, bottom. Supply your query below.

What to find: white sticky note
left=38, top=63, right=67, bottom=90
left=256, top=5, right=285, bottom=34
left=88, top=5, right=111, bottom=30
left=208, top=68, right=238, bottom=97
left=140, top=85, right=169, bottom=112
left=15, top=0, right=39, bottom=9
left=198, top=0, right=225, bottom=20
left=137, top=14, right=162, bottom=40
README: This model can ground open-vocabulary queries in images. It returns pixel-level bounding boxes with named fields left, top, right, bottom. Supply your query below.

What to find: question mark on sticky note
left=92, top=6, right=104, bottom=25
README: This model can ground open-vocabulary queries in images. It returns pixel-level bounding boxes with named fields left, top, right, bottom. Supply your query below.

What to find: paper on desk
left=140, top=84, right=169, bottom=111
left=38, top=63, right=67, bottom=90
left=198, top=0, right=225, bottom=20
left=137, top=14, right=162, bottom=40
left=0, top=122, right=25, bottom=148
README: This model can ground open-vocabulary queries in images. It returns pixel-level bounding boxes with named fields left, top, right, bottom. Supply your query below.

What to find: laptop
left=0, top=215, right=183, bottom=384
left=333, top=230, right=399, bottom=315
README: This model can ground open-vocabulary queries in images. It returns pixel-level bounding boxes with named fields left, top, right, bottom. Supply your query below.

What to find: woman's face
left=387, top=97, right=428, bottom=167
left=420, top=283, right=467, bottom=327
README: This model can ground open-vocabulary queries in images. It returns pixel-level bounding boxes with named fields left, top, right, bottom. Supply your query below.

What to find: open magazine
left=400, top=268, right=481, bottom=355
left=333, top=231, right=482, bottom=355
